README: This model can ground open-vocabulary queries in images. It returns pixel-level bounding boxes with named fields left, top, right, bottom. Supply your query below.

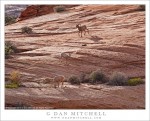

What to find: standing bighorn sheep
left=43, top=75, right=65, bottom=88
left=76, top=24, right=89, bottom=37
left=60, top=52, right=72, bottom=65
left=53, top=75, right=65, bottom=88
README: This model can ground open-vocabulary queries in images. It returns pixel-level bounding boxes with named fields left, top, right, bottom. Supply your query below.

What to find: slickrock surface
left=5, top=5, right=145, bottom=109
left=18, top=5, right=78, bottom=21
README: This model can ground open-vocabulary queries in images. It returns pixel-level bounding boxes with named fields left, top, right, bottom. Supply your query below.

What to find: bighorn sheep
left=60, top=52, right=72, bottom=65
left=76, top=24, right=89, bottom=37
left=53, top=75, right=65, bottom=88
left=43, top=75, right=65, bottom=88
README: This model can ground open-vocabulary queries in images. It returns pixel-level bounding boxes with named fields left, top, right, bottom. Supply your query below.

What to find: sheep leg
left=57, top=82, right=59, bottom=88
left=81, top=31, right=82, bottom=37
left=54, top=82, right=57, bottom=88
left=86, top=29, right=89, bottom=34
left=65, top=58, right=67, bottom=65
left=84, top=30, right=86, bottom=35
left=78, top=31, right=80, bottom=37
left=65, top=60, right=67, bottom=65
left=61, top=80, right=64, bottom=88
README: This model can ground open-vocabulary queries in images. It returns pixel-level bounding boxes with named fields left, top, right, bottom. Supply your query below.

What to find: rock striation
left=5, top=5, right=145, bottom=109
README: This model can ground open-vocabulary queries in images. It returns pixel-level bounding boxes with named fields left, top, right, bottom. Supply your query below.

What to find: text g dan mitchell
left=46, top=111, right=106, bottom=117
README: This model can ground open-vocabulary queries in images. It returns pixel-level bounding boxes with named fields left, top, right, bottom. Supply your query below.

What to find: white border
left=0, top=1, right=149, bottom=121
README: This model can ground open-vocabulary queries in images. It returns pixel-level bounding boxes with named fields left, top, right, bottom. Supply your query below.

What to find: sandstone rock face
left=5, top=5, right=145, bottom=109
left=18, top=5, right=53, bottom=20
left=18, top=5, right=77, bottom=21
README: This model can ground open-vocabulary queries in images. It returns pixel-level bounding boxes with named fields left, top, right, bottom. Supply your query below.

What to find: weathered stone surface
left=5, top=5, right=145, bottom=109
left=18, top=5, right=78, bottom=21
left=19, top=5, right=50, bottom=20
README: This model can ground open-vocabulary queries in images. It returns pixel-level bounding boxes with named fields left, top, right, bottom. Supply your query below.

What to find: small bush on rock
left=21, top=26, right=33, bottom=34
left=5, top=16, right=16, bottom=25
left=89, top=69, right=107, bottom=84
left=128, top=78, right=144, bottom=86
left=9, top=70, right=21, bottom=85
left=5, top=83, right=19, bottom=88
left=68, top=75, right=81, bottom=85
left=15, top=102, right=31, bottom=109
left=5, top=41, right=18, bottom=58
left=5, top=70, right=21, bottom=89
left=53, top=6, right=66, bottom=13
left=108, top=72, right=128, bottom=86
left=79, top=73, right=90, bottom=83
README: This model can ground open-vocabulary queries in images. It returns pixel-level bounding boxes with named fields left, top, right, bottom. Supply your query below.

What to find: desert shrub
left=21, top=26, right=33, bottom=34
left=9, top=70, right=21, bottom=85
left=138, top=5, right=145, bottom=11
left=6, top=102, right=32, bottom=109
left=5, top=70, right=21, bottom=89
left=128, top=78, right=144, bottom=86
left=5, top=83, right=19, bottom=88
left=53, top=6, right=66, bottom=13
left=79, top=73, right=90, bottom=83
left=15, top=102, right=31, bottom=109
left=5, top=43, right=14, bottom=58
left=89, top=69, right=107, bottom=84
left=5, top=41, right=18, bottom=58
left=68, top=75, right=81, bottom=85
left=108, top=72, right=128, bottom=86
left=5, top=16, right=16, bottom=25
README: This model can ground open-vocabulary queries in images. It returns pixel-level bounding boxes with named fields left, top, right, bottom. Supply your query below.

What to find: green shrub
left=53, top=6, right=66, bottom=13
left=68, top=75, right=81, bottom=85
left=89, top=69, right=107, bottom=84
left=6, top=70, right=21, bottom=88
left=15, top=102, right=31, bottom=109
left=5, top=16, right=16, bottom=25
left=5, top=83, right=19, bottom=88
left=79, top=73, right=89, bottom=83
left=108, top=72, right=128, bottom=86
left=5, top=44, right=14, bottom=58
left=9, top=70, right=21, bottom=85
left=21, top=26, right=33, bottom=34
left=5, top=41, right=17, bottom=58
left=128, top=78, right=144, bottom=86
